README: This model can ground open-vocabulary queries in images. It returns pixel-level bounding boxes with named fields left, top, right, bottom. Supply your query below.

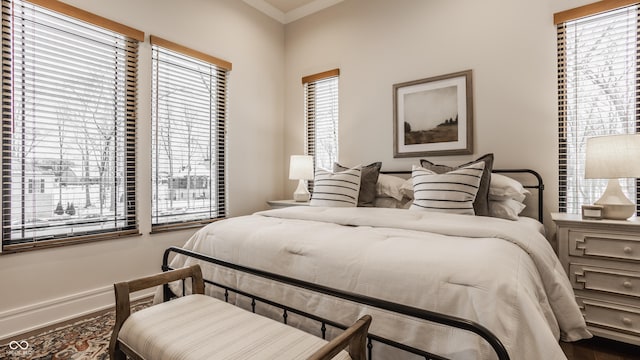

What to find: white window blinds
left=151, top=37, right=229, bottom=230
left=304, top=69, right=339, bottom=172
left=1, top=0, right=141, bottom=251
left=557, top=5, right=640, bottom=214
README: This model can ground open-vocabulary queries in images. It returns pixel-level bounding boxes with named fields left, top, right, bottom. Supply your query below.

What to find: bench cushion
left=119, top=294, right=351, bottom=360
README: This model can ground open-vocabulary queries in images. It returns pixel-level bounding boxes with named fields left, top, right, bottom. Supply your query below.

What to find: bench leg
left=109, top=343, right=126, bottom=360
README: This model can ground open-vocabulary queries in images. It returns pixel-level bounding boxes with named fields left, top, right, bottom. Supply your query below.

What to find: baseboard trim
left=0, top=285, right=154, bottom=341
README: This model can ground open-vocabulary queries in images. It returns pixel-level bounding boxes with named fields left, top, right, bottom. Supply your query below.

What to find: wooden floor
left=561, top=337, right=640, bottom=360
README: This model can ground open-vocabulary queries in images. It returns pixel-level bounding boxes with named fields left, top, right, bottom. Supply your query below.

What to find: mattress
left=164, top=206, right=590, bottom=360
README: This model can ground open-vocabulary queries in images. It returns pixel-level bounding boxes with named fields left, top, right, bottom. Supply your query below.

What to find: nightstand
left=267, top=199, right=310, bottom=209
left=552, top=213, right=640, bottom=345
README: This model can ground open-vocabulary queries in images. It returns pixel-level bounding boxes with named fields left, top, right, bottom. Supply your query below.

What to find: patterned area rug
left=0, top=299, right=152, bottom=360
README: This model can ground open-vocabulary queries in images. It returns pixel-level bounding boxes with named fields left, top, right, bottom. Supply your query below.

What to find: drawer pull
left=624, top=246, right=633, bottom=254
left=623, top=281, right=632, bottom=289
left=622, top=317, right=633, bottom=326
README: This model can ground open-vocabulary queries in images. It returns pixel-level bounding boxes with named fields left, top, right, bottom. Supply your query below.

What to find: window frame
left=556, top=0, right=640, bottom=214
left=150, top=36, right=230, bottom=233
left=302, top=69, right=340, bottom=175
left=1, top=0, right=143, bottom=253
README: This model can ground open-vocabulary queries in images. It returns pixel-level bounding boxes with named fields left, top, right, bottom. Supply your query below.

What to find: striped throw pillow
left=409, top=161, right=485, bottom=215
left=310, top=167, right=362, bottom=207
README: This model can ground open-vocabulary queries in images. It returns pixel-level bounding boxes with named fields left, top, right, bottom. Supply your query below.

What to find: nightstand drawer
left=577, top=297, right=640, bottom=337
left=568, top=230, right=640, bottom=262
left=570, top=264, right=640, bottom=298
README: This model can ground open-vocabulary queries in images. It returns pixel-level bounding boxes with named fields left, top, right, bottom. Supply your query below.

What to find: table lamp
left=585, top=134, right=640, bottom=220
left=289, top=155, right=314, bottom=202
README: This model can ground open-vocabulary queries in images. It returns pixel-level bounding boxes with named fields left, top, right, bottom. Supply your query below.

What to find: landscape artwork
left=393, top=70, right=473, bottom=157
left=403, top=86, right=458, bottom=145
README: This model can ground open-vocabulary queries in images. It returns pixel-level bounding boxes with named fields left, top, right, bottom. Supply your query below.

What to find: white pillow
left=399, top=179, right=414, bottom=199
left=375, top=174, right=405, bottom=201
left=409, top=162, right=485, bottom=215
left=489, top=173, right=530, bottom=202
left=489, top=199, right=526, bottom=220
left=310, top=167, right=361, bottom=207
left=373, top=197, right=412, bottom=209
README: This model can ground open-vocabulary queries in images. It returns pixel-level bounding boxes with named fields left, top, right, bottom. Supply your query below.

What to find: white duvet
left=166, top=207, right=590, bottom=360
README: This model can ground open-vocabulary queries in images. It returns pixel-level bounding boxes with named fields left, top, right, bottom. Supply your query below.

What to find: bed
left=160, top=166, right=591, bottom=360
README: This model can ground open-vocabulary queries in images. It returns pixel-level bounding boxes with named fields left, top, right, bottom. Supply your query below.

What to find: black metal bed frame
left=382, top=168, right=545, bottom=223
left=160, top=169, right=544, bottom=360
left=162, top=246, right=510, bottom=360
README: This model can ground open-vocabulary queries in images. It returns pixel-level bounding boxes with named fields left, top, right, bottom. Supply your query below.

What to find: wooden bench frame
left=109, top=264, right=372, bottom=360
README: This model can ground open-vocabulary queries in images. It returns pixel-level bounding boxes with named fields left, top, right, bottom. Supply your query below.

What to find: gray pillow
left=420, top=153, right=494, bottom=216
left=333, top=162, right=382, bottom=207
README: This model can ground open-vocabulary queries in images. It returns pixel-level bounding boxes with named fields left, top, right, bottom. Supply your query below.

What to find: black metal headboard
left=381, top=169, right=545, bottom=223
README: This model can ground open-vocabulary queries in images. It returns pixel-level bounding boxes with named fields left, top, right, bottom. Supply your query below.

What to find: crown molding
left=243, top=0, right=344, bottom=24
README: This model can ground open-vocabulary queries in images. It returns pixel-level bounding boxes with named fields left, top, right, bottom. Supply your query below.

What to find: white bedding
left=165, top=207, right=590, bottom=360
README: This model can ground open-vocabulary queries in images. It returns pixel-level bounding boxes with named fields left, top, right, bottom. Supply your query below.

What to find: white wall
left=283, top=0, right=593, bottom=231
left=0, top=0, right=285, bottom=339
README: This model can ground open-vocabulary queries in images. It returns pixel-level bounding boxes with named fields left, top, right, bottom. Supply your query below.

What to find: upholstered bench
left=109, top=264, right=371, bottom=360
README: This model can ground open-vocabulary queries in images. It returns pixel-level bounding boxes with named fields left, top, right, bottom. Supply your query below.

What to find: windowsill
left=150, top=218, right=224, bottom=234
left=1, top=230, right=142, bottom=255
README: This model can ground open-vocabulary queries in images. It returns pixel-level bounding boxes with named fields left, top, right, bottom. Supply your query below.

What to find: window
left=151, top=36, right=230, bottom=230
left=303, top=69, right=340, bottom=171
left=556, top=2, right=639, bottom=214
left=1, top=0, right=142, bottom=252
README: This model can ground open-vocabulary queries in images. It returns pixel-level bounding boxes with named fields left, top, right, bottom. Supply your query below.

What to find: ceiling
left=243, top=0, right=344, bottom=24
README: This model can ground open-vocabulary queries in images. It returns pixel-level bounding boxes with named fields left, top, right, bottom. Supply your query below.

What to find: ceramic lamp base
left=594, top=179, right=636, bottom=220
left=292, top=179, right=310, bottom=202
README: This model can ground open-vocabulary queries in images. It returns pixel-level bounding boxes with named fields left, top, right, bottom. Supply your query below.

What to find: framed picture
left=393, top=70, right=473, bottom=157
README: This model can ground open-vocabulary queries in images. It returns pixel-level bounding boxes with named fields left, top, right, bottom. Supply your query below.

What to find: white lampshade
left=584, top=134, right=640, bottom=220
left=585, top=134, right=640, bottom=179
left=288, top=155, right=314, bottom=180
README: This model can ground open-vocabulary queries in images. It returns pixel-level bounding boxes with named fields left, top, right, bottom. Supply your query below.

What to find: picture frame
left=393, top=70, right=473, bottom=158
